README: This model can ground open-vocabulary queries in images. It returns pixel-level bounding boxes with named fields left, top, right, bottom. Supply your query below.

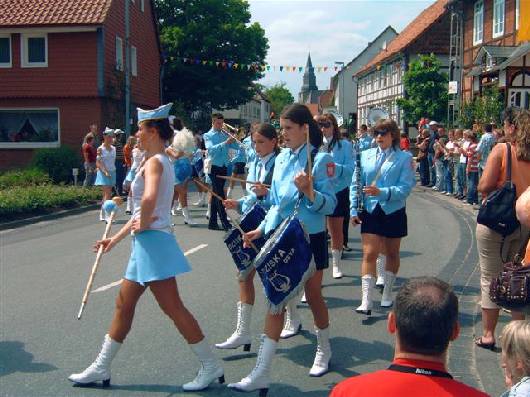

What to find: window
left=473, top=1, right=483, bottom=45
left=493, top=0, right=505, bottom=38
left=116, top=36, right=123, bottom=71
left=0, top=108, right=60, bottom=148
left=140, top=0, right=145, bottom=12
left=515, top=0, right=521, bottom=30
left=21, top=33, right=47, bottom=67
left=0, top=34, right=11, bottom=67
left=131, top=46, right=138, bottom=76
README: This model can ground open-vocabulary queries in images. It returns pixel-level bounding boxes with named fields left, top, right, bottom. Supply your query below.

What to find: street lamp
left=335, top=61, right=345, bottom=123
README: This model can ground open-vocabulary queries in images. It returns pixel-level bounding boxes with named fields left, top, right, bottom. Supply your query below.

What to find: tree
left=458, top=87, right=504, bottom=129
left=155, top=0, right=269, bottom=129
left=396, top=53, right=448, bottom=125
left=264, top=82, right=294, bottom=116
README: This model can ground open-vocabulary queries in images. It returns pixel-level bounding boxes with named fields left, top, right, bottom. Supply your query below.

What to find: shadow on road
left=0, top=341, right=57, bottom=377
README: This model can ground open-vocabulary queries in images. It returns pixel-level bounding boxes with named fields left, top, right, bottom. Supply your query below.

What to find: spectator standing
left=417, top=128, right=430, bottom=186
left=455, top=129, right=470, bottom=200
left=427, top=121, right=440, bottom=187
left=444, top=130, right=457, bottom=196
left=400, top=132, right=410, bottom=152
left=114, top=130, right=126, bottom=195
left=330, top=277, right=488, bottom=397
left=499, top=321, right=530, bottom=397
left=465, top=132, right=480, bottom=205
left=433, top=137, right=446, bottom=192
left=82, top=133, right=97, bottom=187
left=474, top=107, right=530, bottom=350
left=477, top=123, right=497, bottom=179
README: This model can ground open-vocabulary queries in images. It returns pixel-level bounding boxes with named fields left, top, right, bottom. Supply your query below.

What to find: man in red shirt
left=330, top=277, right=488, bottom=397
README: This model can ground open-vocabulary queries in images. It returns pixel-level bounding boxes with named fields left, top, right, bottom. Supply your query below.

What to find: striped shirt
left=466, top=143, right=479, bottom=173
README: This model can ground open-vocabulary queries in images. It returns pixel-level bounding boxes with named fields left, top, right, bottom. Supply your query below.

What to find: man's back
left=330, top=358, right=488, bottom=397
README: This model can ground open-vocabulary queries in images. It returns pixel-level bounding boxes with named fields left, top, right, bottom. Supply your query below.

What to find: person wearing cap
left=95, top=127, right=117, bottom=221
left=69, top=103, right=224, bottom=392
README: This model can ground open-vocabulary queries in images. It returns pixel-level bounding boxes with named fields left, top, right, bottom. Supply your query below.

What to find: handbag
left=477, top=143, right=520, bottom=236
left=489, top=232, right=530, bottom=312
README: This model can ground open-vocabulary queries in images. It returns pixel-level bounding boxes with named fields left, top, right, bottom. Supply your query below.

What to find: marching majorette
left=350, top=118, right=416, bottom=315
left=315, top=113, right=354, bottom=279
left=166, top=116, right=197, bottom=225
left=95, top=127, right=117, bottom=222
left=228, top=104, right=337, bottom=396
left=68, top=103, right=224, bottom=392
left=216, top=123, right=279, bottom=352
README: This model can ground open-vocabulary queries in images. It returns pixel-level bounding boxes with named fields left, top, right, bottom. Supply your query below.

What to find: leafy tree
left=397, top=53, right=448, bottom=125
left=264, top=82, right=294, bottom=116
left=155, top=0, right=269, bottom=131
left=458, top=87, right=504, bottom=128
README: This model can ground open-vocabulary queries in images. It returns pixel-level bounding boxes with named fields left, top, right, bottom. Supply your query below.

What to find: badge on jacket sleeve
left=326, top=162, right=335, bottom=177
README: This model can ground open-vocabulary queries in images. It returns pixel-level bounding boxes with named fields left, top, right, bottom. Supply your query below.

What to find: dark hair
left=280, top=103, right=322, bottom=148
left=140, top=119, right=173, bottom=141
left=212, top=113, right=224, bottom=120
left=395, top=277, right=458, bottom=355
left=361, top=124, right=368, bottom=131
left=253, top=123, right=280, bottom=154
left=485, top=123, right=493, bottom=133
left=173, top=117, right=184, bottom=131
left=374, top=119, right=400, bottom=148
left=319, top=113, right=342, bottom=152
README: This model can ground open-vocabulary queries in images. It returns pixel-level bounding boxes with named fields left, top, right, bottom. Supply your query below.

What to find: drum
left=223, top=204, right=267, bottom=280
left=253, top=216, right=315, bottom=314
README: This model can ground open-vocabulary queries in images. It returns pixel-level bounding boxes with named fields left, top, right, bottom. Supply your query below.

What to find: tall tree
left=155, top=0, right=268, bottom=121
left=264, top=82, right=294, bottom=116
left=396, top=53, right=448, bottom=125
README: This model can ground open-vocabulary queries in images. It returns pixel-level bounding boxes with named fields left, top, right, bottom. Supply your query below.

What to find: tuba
left=367, top=107, right=389, bottom=126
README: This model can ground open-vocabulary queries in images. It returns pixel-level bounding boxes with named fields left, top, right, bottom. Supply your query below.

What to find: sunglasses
left=318, top=122, right=332, bottom=128
left=374, top=129, right=389, bottom=137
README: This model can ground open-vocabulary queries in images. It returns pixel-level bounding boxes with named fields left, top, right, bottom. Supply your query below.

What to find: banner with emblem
left=253, top=216, right=315, bottom=314
left=224, top=203, right=267, bottom=280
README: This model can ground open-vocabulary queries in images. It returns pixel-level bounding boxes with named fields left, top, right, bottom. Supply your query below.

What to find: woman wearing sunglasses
left=316, top=113, right=354, bottom=279
left=350, top=119, right=416, bottom=315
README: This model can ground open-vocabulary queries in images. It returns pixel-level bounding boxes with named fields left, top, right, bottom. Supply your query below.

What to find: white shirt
left=459, top=141, right=470, bottom=164
left=131, top=148, right=144, bottom=171
left=258, top=152, right=275, bottom=181
left=98, top=145, right=116, bottom=172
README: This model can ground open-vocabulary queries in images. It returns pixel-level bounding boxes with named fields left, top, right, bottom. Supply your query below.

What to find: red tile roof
left=356, top=0, right=450, bottom=76
left=0, top=0, right=112, bottom=27
left=318, top=90, right=334, bottom=108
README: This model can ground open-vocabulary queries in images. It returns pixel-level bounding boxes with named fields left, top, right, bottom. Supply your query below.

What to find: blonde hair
left=126, top=136, right=136, bottom=146
left=501, top=320, right=530, bottom=380
left=514, top=109, right=530, bottom=161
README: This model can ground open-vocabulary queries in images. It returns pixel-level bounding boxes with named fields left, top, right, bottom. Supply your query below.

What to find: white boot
left=171, top=201, right=180, bottom=216
left=309, top=326, right=332, bottom=377
left=205, top=203, right=211, bottom=220
left=226, top=187, right=232, bottom=199
left=376, top=255, right=385, bottom=288
left=182, top=338, right=224, bottom=391
left=228, top=335, right=277, bottom=396
left=355, top=275, right=375, bottom=315
left=332, top=249, right=343, bottom=279
left=280, top=299, right=302, bottom=339
left=215, top=302, right=252, bottom=351
left=99, top=207, right=105, bottom=222
left=300, top=292, right=307, bottom=303
left=182, top=207, right=197, bottom=226
left=125, top=197, right=132, bottom=214
left=68, top=334, right=121, bottom=387
left=381, top=271, right=396, bottom=308
left=194, top=192, right=206, bottom=207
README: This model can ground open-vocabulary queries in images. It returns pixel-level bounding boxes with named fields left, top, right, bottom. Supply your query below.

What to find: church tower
left=299, top=53, right=318, bottom=103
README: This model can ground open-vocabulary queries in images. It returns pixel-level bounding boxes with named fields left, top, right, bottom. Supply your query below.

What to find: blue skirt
left=173, top=158, right=192, bottom=185
left=125, top=230, right=191, bottom=285
left=95, top=170, right=116, bottom=186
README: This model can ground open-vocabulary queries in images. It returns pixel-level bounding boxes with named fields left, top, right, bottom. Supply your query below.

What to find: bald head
left=516, top=187, right=530, bottom=227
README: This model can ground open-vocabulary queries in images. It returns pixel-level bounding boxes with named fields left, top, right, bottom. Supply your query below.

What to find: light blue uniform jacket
left=237, top=153, right=277, bottom=214
left=203, top=128, right=239, bottom=167
left=350, top=147, right=416, bottom=217
left=326, top=139, right=355, bottom=193
left=259, top=144, right=337, bottom=235
left=358, top=134, right=375, bottom=152
left=243, top=135, right=256, bottom=165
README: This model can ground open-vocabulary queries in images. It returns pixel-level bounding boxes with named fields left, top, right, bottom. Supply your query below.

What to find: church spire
left=301, top=52, right=318, bottom=94
left=306, top=52, right=314, bottom=69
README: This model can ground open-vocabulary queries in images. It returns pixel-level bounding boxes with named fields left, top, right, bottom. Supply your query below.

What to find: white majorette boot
left=171, top=201, right=180, bottom=216
left=355, top=275, right=375, bottom=316
left=228, top=335, right=277, bottom=396
left=280, top=299, right=302, bottom=339
left=99, top=206, right=105, bottom=222
left=226, top=186, right=232, bottom=199
left=300, top=292, right=307, bottom=303
left=309, top=326, right=332, bottom=377
left=205, top=202, right=211, bottom=220
left=215, top=302, right=252, bottom=351
left=68, top=334, right=121, bottom=387
left=194, top=192, right=206, bottom=207
left=125, top=196, right=132, bottom=215
left=331, top=249, right=343, bottom=279
left=381, top=271, right=396, bottom=308
left=182, top=338, right=224, bottom=391
left=376, top=255, right=385, bottom=288
left=182, top=207, right=197, bottom=226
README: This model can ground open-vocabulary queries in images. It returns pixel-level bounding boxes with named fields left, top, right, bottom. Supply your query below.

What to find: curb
left=0, top=203, right=100, bottom=231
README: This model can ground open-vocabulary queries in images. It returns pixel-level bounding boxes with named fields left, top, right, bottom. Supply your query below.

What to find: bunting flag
left=171, top=56, right=344, bottom=73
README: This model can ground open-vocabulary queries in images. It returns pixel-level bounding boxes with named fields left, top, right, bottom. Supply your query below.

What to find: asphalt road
left=0, top=187, right=509, bottom=397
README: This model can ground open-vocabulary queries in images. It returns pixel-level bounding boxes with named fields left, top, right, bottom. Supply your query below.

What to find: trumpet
left=222, top=123, right=249, bottom=148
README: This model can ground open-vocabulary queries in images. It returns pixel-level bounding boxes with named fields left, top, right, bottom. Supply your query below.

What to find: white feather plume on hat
left=171, top=127, right=196, bottom=155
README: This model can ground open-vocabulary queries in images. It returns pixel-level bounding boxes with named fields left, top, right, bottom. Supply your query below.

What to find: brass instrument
left=222, top=123, right=249, bottom=149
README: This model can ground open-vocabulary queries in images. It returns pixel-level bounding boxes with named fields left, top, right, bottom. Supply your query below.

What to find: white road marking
left=92, top=243, right=208, bottom=293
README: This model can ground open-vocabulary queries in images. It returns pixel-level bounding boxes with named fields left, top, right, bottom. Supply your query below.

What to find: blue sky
left=249, top=0, right=437, bottom=98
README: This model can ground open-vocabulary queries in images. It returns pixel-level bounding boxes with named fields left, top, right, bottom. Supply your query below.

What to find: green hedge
left=31, top=146, right=81, bottom=183
left=0, top=168, right=50, bottom=189
left=0, top=185, right=101, bottom=220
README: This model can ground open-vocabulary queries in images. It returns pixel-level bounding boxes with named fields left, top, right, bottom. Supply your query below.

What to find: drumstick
left=193, top=178, right=259, bottom=252
left=306, top=130, right=315, bottom=201
left=218, top=175, right=270, bottom=188
left=77, top=210, right=116, bottom=320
